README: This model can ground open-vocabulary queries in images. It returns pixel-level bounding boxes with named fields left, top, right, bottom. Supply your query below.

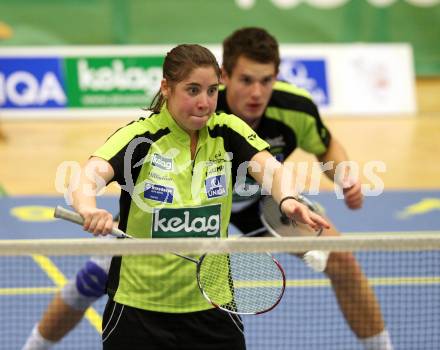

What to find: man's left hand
left=343, top=181, right=363, bottom=210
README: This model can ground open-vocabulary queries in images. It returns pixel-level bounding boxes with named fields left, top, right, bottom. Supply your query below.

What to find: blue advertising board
left=278, top=58, right=329, bottom=106
left=0, top=57, right=67, bottom=108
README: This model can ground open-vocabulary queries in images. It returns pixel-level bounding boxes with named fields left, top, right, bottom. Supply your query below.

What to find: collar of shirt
left=159, top=104, right=209, bottom=148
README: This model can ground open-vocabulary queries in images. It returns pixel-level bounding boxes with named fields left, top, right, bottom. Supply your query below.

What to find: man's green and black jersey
left=217, top=81, right=331, bottom=232
left=93, top=105, right=268, bottom=313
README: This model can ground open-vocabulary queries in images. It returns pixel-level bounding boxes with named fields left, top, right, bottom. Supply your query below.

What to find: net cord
left=1, top=234, right=440, bottom=256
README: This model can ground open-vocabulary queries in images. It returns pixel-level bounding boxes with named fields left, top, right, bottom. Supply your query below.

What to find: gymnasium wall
left=0, top=0, right=439, bottom=76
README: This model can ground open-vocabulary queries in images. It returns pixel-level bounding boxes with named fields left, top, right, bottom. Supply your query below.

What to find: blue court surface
left=1, top=190, right=439, bottom=349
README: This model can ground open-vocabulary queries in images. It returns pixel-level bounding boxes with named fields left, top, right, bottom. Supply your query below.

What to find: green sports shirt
left=93, top=105, right=269, bottom=312
left=217, top=81, right=331, bottom=211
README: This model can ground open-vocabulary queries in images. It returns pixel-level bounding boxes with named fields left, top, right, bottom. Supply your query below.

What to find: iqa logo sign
left=278, top=59, right=329, bottom=106
left=0, top=58, right=67, bottom=108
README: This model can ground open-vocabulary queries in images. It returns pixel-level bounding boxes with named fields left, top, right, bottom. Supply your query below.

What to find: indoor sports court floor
left=0, top=79, right=439, bottom=349
left=0, top=191, right=439, bottom=349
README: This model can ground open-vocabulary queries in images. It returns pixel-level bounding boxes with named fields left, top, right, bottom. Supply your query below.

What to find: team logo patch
left=144, top=182, right=174, bottom=203
left=247, top=133, right=257, bottom=141
left=205, top=175, right=227, bottom=199
left=206, top=163, right=225, bottom=176
left=152, top=204, right=221, bottom=238
left=151, top=153, right=173, bottom=171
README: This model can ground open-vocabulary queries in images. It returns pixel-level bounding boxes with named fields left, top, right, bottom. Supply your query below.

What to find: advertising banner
left=0, top=57, right=66, bottom=109
left=278, top=44, right=416, bottom=115
left=64, top=56, right=163, bottom=108
left=0, top=44, right=416, bottom=118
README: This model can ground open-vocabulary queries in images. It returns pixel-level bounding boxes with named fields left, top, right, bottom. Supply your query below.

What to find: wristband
left=278, top=196, right=298, bottom=215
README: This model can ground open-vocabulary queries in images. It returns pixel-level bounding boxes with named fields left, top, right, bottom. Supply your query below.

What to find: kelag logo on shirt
left=278, top=59, right=329, bottom=106
left=205, top=175, right=227, bottom=199
left=152, top=204, right=221, bottom=238
left=151, top=153, right=173, bottom=171
left=144, top=182, right=174, bottom=203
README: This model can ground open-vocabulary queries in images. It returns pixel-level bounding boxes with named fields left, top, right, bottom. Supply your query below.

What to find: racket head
left=260, top=195, right=323, bottom=238
left=196, top=252, right=286, bottom=315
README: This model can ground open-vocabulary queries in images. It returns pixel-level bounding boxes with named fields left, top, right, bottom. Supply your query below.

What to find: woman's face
left=162, top=66, right=219, bottom=135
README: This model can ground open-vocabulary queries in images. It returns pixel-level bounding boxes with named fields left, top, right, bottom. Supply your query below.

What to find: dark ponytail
left=148, top=90, right=166, bottom=114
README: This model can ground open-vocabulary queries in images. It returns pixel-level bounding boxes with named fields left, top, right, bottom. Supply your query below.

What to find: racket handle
left=302, top=250, right=329, bottom=273
left=54, top=206, right=132, bottom=239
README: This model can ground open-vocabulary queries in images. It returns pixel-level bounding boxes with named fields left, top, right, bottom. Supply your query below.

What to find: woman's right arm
left=69, top=156, right=115, bottom=236
left=248, top=150, right=330, bottom=231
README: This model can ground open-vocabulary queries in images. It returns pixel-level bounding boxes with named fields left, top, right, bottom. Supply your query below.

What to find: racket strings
left=198, top=253, right=285, bottom=314
left=260, top=196, right=329, bottom=272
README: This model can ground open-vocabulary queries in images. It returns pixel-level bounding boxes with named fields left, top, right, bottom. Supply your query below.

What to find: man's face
left=222, top=55, right=277, bottom=127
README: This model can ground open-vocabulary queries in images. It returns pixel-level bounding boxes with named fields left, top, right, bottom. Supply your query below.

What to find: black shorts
left=102, top=299, right=246, bottom=350
left=230, top=200, right=264, bottom=234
